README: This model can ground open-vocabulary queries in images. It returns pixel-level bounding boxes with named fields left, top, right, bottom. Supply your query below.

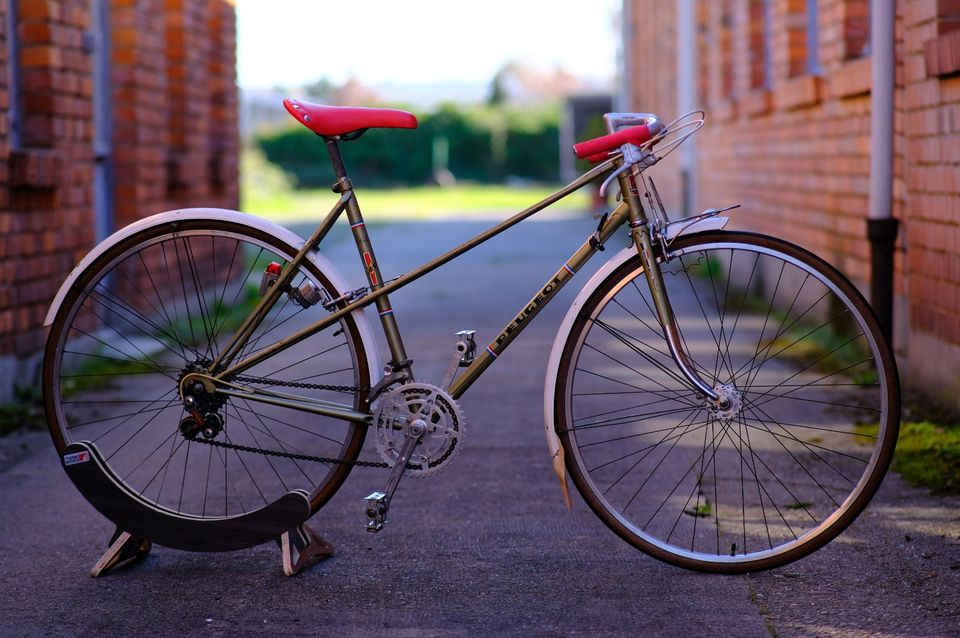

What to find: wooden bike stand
left=280, top=523, right=334, bottom=577
left=90, top=529, right=152, bottom=577
left=62, top=442, right=333, bottom=577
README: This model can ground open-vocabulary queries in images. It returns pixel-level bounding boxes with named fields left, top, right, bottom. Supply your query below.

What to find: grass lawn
left=888, top=422, right=960, bottom=494
left=242, top=184, right=591, bottom=223
left=858, top=420, right=960, bottom=495
left=241, top=146, right=592, bottom=222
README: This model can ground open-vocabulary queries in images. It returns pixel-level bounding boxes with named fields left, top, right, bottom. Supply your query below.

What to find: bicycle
left=43, top=100, right=899, bottom=575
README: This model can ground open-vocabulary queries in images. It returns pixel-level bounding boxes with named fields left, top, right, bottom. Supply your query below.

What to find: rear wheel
left=44, top=219, right=369, bottom=520
left=555, top=231, right=899, bottom=572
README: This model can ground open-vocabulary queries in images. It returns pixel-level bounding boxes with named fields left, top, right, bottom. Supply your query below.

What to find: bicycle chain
left=190, top=436, right=394, bottom=468
left=233, top=374, right=368, bottom=395
left=189, top=375, right=404, bottom=469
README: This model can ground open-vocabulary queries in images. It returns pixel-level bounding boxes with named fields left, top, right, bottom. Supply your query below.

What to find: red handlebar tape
left=572, top=124, right=657, bottom=160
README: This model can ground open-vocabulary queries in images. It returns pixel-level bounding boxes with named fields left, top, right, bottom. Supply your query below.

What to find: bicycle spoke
left=582, top=339, right=701, bottom=408
left=256, top=340, right=349, bottom=380
left=678, top=254, right=733, bottom=382
left=574, top=404, right=707, bottom=433
left=591, top=317, right=713, bottom=392
left=207, top=238, right=242, bottom=344
left=573, top=393, right=697, bottom=424
left=230, top=401, right=345, bottom=448
left=88, top=285, right=198, bottom=362
left=135, top=251, right=189, bottom=360
left=178, top=236, right=217, bottom=360
left=232, top=399, right=323, bottom=480
left=102, top=394, right=180, bottom=459
left=223, top=403, right=293, bottom=494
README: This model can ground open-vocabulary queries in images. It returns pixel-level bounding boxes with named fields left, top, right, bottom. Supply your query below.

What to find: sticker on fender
left=63, top=451, right=90, bottom=465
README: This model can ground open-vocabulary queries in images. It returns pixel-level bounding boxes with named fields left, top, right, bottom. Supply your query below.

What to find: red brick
left=19, top=45, right=62, bottom=68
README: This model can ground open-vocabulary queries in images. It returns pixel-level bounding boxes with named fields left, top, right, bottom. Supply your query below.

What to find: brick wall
left=624, top=0, right=683, bottom=208
left=901, top=0, right=960, bottom=397
left=0, top=0, right=238, bottom=401
left=625, top=0, right=960, bottom=406
left=1, top=0, right=95, bottom=367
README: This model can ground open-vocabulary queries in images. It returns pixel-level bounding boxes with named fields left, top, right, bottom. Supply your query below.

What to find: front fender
left=543, top=246, right=637, bottom=510
left=44, top=207, right=382, bottom=385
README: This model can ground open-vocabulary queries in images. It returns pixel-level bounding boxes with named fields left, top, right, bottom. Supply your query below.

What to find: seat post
left=324, top=137, right=350, bottom=183
left=323, top=137, right=413, bottom=378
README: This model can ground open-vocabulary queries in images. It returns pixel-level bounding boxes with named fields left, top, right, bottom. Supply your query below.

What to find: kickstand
left=280, top=522, right=333, bottom=576
left=90, top=528, right=152, bottom=577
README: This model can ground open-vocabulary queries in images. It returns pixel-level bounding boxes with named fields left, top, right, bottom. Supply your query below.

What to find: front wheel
left=554, top=231, right=899, bottom=572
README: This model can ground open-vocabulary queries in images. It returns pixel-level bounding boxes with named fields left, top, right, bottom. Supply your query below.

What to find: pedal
left=440, top=330, right=476, bottom=390
left=364, top=491, right=388, bottom=532
left=362, top=417, right=425, bottom=532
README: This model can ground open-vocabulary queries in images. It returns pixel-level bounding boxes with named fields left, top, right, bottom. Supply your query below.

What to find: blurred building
left=493, top=62, right=610, bottom=105
left=560, top=93, right=613, bottom=183
left=240, top=87, right=289, bottom=138
left=623, top=0, right=960, bottom=406
left=0, top=0, right=239, bottom=401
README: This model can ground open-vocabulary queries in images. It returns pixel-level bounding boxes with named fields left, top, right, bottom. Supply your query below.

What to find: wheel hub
left=708, top=383, right=742, bottom=421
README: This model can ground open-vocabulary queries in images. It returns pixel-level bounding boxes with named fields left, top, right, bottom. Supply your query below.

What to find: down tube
left=447, top=203, right=629, bottom=400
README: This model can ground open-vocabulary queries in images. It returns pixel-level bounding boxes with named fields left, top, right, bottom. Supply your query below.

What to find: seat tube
left=325, top=138, right=412, bottom=373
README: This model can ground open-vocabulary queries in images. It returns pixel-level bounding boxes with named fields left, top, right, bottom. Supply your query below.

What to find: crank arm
left=364, top=423, right=425, bottom=532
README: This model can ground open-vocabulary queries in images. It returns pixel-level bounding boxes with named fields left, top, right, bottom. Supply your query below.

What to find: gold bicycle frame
left=189, top=136, right=715, bottom=425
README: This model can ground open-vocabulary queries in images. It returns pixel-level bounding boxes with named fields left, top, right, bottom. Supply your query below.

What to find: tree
left=303, top=78, right=336, bottom=102
left=487, top=68, right=507, bottom=106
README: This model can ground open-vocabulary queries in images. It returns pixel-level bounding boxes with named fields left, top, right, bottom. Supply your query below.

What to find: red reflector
left=266, top=262, right=282, bottom=275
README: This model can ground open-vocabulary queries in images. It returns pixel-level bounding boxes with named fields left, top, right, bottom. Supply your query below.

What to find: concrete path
left=0, top=213, right=958, bottom=637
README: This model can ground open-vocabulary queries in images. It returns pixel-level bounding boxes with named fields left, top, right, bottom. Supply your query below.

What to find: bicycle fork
left=618, top=169, right=721, bottom=403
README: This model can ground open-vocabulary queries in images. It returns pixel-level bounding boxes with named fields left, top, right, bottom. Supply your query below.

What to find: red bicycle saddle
left=283, top=98, right=418, bottom=136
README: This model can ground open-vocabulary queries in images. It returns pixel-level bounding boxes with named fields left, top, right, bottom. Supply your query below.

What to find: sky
left=235, top=0, right=622, bottom=91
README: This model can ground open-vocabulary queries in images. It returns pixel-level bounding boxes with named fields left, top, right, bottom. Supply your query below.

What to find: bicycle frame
left=191, top=138, right=715, bottom=424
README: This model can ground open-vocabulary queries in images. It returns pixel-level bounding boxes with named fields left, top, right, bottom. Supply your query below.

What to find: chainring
left=373, top=382, right=465, bottom=477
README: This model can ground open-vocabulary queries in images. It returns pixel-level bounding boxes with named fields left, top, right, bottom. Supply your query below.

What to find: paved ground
left=1, top=212, right=958, bottom=637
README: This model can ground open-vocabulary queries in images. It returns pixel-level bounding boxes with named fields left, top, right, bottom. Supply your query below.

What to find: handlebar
left=573, top=122, right=660, bottom=159
left=572, top=121, right=663, bottom=160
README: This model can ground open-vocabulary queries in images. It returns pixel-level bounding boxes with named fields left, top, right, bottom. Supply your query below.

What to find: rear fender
left=43, top=207, right=382, bottom=384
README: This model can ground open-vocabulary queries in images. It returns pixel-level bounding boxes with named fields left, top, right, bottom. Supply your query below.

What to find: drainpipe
left=619, top=0, right=633, bottom=112
left=868, top=0, right=898, bottom=341
left=677, top=0, right=697, bottom=215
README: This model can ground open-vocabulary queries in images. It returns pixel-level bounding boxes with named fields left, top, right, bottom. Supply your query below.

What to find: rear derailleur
left=178, top=363, right=226, bottom=441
